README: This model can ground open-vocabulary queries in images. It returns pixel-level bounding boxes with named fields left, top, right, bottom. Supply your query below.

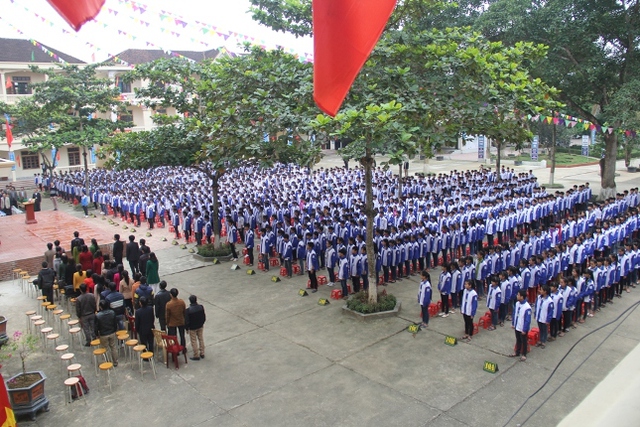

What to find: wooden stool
left=116, top=333, right=129, bottom=357
left=68, top=319, right=82, bottom=343
left=61, top=353, right=76, bottom=372
left=99, top=362, right=116, bottom=392
left=69, top=327, right=82, bottom=350
left=40, top=327, right=54, bottom=349
left=67, top=363, right=83, bottom=378
left=45, top=304, right=57, bottom=322
left=125, top=339, right=139, bottom=365
left=13, top=268, right=24, bottom=288
left=53, top=284, right=60, bottom=302
left=46, top=333, right=60, bottom=353
left=22, top=275, right=32, bottom=296
left=93, top=348, right=109, bottom=376
left=25, top=310, right=37, bottom=332
left=132, top=344, right=146, bottom=370
left=59, top=314, right=71, bottom=335
left=64, top=377, right=86, bottom=405
left=52, top=309, right=64, bottom=331
left=139, top=351, right=157, bottom=380
left=33, top=320, right=46, bottom=338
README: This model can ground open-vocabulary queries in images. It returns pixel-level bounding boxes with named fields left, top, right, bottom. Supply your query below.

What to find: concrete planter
left=5, top=371, right=49, bottom=421
left=192, top=253, right=231, bottom=263
left=342, top=300, right=401, bottom=321
left=627, top=166, right=637, bottom=173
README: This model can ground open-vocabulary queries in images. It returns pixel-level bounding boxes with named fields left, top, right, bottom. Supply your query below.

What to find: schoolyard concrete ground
left=1, top=151, right=639, bottom=427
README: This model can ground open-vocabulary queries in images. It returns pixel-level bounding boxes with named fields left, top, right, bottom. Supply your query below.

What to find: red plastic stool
left=243, top=255, right=251, bottom=265
left=258, top=262, right=266, bottom=271
left=482, top=314, right=492, bottom=329
left=293, top=264, right=301, bottom=274
left=528, top=330, right=539, bottom=346
left=318, top=276, right=328, bottom=285
left=307, top=280, right=311, bottom=289
left=269, top=258, right=280, bottom=267
left=473, top=323, right=479, bottom=335
left=428, top=303, right=438, bottom=317
left=280, top=267, right=288, bottom=277
left=347, top=284, right=352, bottom=294
left=243, top=248, right=248, bottom=255
left=330, top=289, right=343, bottom=299
left=436, top=301, right=442, bottom=312
left=378, top=276, right=384, bottom=285
left=515, top=343, right=531, bottom=353
left=479, top=318, right=485, bottom=329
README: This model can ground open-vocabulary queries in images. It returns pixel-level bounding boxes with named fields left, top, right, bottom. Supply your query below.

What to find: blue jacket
left=418, top=280, right=432, bottom=306
left=461, top=289, right=478, bottom=317
left=512, top=301, right=532, bottom=333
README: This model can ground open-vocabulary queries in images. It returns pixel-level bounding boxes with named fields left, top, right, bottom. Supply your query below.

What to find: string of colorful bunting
left=0, top=15, right=67, bottom=64
left=531, top=112, right=637, bottom=139
left=113, top=0, right=314, bottom=61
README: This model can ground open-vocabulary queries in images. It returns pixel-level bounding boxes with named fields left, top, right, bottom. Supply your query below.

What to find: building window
left=11, top=76, right=32, bottom=95
left=119, top=110, right=134, bottom=124
left=154, top=108, right=167, bottom=115
left=67, top=147, right=81, bottom=166
left=21, top=152, right=40, bottom=170
left=117, top=80, right=131, bottom=93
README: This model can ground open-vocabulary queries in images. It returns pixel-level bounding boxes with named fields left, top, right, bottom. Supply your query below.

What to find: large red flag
left=46, top=0, right=105, bottom=31
left=4, top=114, right=13, bottom=150
left=0, top=374, right=16, bottom=427
left=313, top=0, right=396, bottom=117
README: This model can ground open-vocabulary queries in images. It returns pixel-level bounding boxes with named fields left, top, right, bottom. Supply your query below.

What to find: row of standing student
left=417, top=238, right=640, bottom=361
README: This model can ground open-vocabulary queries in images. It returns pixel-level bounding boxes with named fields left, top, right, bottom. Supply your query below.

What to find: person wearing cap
left=185, top=295, right=206, bottom=361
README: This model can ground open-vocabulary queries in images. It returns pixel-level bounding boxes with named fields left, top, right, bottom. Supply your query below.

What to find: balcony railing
left=1, top=93, right=33, bottom=104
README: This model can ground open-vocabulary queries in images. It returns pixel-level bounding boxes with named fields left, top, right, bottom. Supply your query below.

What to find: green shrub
left=346, top=291, right=397, bottom=314
left=197, top=243, right=233, bottom=258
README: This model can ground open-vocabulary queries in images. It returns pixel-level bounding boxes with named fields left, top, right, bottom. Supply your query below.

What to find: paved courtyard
left=1, top=152, right=639, bottom=426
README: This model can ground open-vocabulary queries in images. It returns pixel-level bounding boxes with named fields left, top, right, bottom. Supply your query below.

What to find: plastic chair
left=151, top=329, right=166, bottom=363
left=161, top=334, right=187, bottom=369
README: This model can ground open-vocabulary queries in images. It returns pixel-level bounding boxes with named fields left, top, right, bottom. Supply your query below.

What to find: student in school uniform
left=259, top=228, right=271, bottom=272
left=548, top=282, right=564, bottom=341
left=560, top=277, right=577, bottom=333
left=360, top=246, right=369, bottom=291
left=438, top=264, right=452, bottom=317
left=535, top=285, right=554, bottom=348
left=282, top=234, right=293, bottom=278
left=306, top=242, right=319, bottom=293
left=337, top=248, right=349, bottom=299
left=486, top=276, right=502, bottom=331
left=460, top=279, right=478, bottom=342
left=418, top=270, right=433, bottom=328
left=325, top=240, right=337, bottom=286
left=450, top=262, right=462, bottom=314
left=498, top=271, right=512, bottom=327
left=244, top=224, right=254, bottom=265
left=510, top=289, right=532, bottom=362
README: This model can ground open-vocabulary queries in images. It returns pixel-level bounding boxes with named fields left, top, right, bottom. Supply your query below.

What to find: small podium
left=23, top=200, right=38, bottom=224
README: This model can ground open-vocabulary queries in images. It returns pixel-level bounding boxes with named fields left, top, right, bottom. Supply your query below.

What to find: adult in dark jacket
left=95, top=300, right=119, bottom=366
left=125, top=235, right=140, bottom=274
left=76, top=283, right=96, bottom=346
left=138, top=247, right=150, bottom=277
left=105, top=282, right=125, bottom=329
left=185, top=294, right=206, bottom=361
left=154, top=280, right=172, bottom=331
left=37, top=261, right=56, bottom=303
left=112, top=234, right=124, bottom=266
left=135, top=297, right=155, bottom=352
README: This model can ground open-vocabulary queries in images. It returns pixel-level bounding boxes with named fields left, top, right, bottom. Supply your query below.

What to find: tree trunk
left=600, top=131, right=617, bottom=200
left=361, top=147, right=378, bottom=304
left=397, top=164, right=403, bottom=198
left=549, top=124, right=557, bottom=186
left=211, top=176, right=222, bottom=248
left=495, top=139, right=502, bottom=181
left=82, top=146, right=90, bottom=195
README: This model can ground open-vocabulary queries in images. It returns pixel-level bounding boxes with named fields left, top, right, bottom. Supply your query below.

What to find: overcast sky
left=0, top=0, right=313, bottom=63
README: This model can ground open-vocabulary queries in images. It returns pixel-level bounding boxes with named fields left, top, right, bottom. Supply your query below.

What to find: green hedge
left=346, top=291, right=397, bottom=314
left=197, top=243, right=233, bottom=257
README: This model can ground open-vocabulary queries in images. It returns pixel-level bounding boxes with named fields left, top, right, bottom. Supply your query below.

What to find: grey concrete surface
left=1, top=151, right=639, bottom=427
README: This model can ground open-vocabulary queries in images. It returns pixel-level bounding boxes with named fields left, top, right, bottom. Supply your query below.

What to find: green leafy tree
left=118, top=47, right=319, bottom=246
left=313, top=101, right=413, bottom=304
left=474, top=0, right=640, bottom=198
left=26, top=64, right=129, bottom=192
left=605, top=79, right=640, bottom=168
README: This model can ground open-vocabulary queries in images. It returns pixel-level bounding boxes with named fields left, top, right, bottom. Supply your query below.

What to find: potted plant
left=193, top=243, right=233, bottom=262
left=0, top=331, right=49, bottom=421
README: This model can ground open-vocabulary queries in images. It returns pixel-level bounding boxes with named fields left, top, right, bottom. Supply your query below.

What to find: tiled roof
left=107, top=48, right=220, bottom=64
left=0, top=37, right=85, bottom=63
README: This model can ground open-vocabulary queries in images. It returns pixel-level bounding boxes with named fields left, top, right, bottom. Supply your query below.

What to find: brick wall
left=0, top=243, right=113, bottom=281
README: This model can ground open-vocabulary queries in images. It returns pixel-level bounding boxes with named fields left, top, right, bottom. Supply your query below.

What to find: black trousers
left=515, top=330, right=528, bottom=356
left=351, top=275, right=361, bottom=293
left=441, top=293, right=449, bottom=314
left=463, top=314, right=474, bottom=336
left=421, top=304, right=430, bottom=324
left=168, top=325, right=186, bottom=348
left=308, top=270, right=318, bottom=290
